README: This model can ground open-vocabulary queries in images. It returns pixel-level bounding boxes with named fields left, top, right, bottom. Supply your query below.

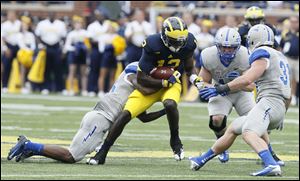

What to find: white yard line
left=2, top=93, right=299, bottom=113
left=2, top=103, right=298, bottom=124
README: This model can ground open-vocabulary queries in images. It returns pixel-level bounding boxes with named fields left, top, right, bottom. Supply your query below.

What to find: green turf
left=1, top=94, right=299, bottom=180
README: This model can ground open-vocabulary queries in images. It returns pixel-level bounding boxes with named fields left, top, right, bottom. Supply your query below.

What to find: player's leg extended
left=189, top=127, right=238, bottom=171
left=87, top=90, right=161, bottom=165
left=241, top=98, right=285, bottom=176
left=261, top=132, right=285, bottom=166
left=189, top=117, right=243, bottom=171
left=208, top=96, right=233, bottom=162
left=161, top=83, right=184, bottom=160
left=7, top=135, right=76, bottom=163
left=8, top=111, right=110, bottom=163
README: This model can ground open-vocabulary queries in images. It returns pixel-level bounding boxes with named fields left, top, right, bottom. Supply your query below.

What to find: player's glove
left=199, top=84, right=230, bottom=100
left=226, top=71, right=240, bottom=81
left=162, top=71, right=181, bottom=88
left=189, top=74, right=204, bottom=90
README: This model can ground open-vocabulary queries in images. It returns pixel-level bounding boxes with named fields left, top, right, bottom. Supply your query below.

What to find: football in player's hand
left=150, top=67, right=174, bottom=79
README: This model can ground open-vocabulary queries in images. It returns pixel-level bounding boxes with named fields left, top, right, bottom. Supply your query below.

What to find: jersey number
left=279, top=61, right=290, bottom=85
left=157, top=59, right=180, bottom=68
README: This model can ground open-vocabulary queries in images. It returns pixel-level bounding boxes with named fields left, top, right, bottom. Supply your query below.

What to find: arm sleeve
left=249, top=48, right=270, bottom=65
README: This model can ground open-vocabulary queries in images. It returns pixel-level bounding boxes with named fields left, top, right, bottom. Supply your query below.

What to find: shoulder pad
left=249, top=48, right=270, bottom=65
left=184, top=33, right=197, bottom=51
left=142, top=34, right=163, bottom=53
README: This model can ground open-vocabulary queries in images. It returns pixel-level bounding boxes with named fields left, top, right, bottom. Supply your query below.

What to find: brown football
left=150, top=67, right=174, bottom=79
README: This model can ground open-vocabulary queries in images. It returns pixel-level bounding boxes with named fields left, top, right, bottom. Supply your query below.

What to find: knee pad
left=209, top=116, right=227, bottom=132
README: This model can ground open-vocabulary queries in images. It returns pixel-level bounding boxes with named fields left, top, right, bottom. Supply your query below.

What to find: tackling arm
left=128, top=74, right=161, bottom=95
left=240, top=69, right=256, bottom=92
left=137, top=71, right=164, bottom=89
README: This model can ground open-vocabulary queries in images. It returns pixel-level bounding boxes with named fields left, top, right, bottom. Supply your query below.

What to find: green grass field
left=1, top=93, right=299, bottom=180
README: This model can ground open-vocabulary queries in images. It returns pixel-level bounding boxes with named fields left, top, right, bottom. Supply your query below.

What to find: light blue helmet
left=215, top=27, right=241, bottom=67
left=247, top=24, right=274, bottom=53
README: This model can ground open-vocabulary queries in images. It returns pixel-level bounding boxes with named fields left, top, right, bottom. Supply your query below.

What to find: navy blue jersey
left=280, top=31, right=299, bottom=58
left=138, top=33, right=197, bottom=75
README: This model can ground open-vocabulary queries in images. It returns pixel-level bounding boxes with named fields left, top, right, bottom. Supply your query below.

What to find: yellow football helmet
left=161, top=17, right=188, bottom=52
left=244, top=6, right=265, bottom=26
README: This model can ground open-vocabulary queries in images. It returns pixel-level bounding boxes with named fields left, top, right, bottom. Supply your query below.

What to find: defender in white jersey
left=199, top=27, right=255, bottom=162
left=7, top=62, right=166, bottom=163
left=190, top=25, right=291, bottom=176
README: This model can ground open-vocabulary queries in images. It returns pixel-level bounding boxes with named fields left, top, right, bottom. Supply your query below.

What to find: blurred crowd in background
left=1, top=1, right=299, bottom=105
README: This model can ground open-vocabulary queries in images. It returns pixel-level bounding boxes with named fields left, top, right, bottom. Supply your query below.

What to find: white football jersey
left=201, top=46, right=250, bottom=85
left=249, top=46, right=291, bottom=101
left=93, top=62, right=139, bottom=122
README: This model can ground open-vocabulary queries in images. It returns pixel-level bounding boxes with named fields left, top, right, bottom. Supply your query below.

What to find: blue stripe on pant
left=87, top=47, right=102, bottom=93
left=42, top=44, right=64, bottom=92
left=1, top=43, right=19, bottom=88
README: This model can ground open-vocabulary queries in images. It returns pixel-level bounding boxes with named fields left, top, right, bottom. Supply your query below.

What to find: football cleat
left=15, top=150, right=33, bottom=162
left=86, top=148, right=108, bottom=165
left=218, top=150, right=229, bottom=163
left=189, top=156, right=206, bottom=171
left=170, top=139, right=184, bottom=161
left=250, top=165, right=281, bottom=176
left=174, top=148, right=184, bottom=161
left=7, top=135, right=29, bottom=161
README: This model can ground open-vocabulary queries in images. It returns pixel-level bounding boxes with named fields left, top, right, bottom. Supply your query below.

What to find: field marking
left=2, top=103, right=299, bottom=124
left=1, top=136, right=298, bottom=161
left=2, top=93, right=299, bottom=113
left=1, top=174, right=299, bottom=179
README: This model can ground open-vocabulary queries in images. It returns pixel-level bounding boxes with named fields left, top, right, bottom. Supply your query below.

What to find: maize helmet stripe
left=165, top=19, right=174, bottom=32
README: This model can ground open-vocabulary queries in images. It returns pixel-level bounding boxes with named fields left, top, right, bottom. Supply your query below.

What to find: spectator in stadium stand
left=280, top=16, right=299, bottom=106
left=182, top=12, right=201, bottom=37
left=194, top=19, right=214, bottom=73
left=17, top=16, right=36, bottom=94
left=86, top=9, right=109, bottom=97
left=124, top=9, right=154, bottom=65
left=35, top=12, right=67, bottom=95
left=1, top=10, right=21, bottom=93
left=221, top=15, right=238, bottom=30
left=64, top=15, right=89, bottom=97
left=156, top=15, right=164, bottom=33
left=116, top=12, right=129, bottom=68
left=97, top=21, right=124, bottom=98
left=238, top=6, right=279, bottom=48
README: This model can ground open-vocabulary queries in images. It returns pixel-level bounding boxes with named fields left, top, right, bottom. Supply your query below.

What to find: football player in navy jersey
left=238, top=6, right=279, bottom=49
left=87, top=17, right=203, bottom=165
